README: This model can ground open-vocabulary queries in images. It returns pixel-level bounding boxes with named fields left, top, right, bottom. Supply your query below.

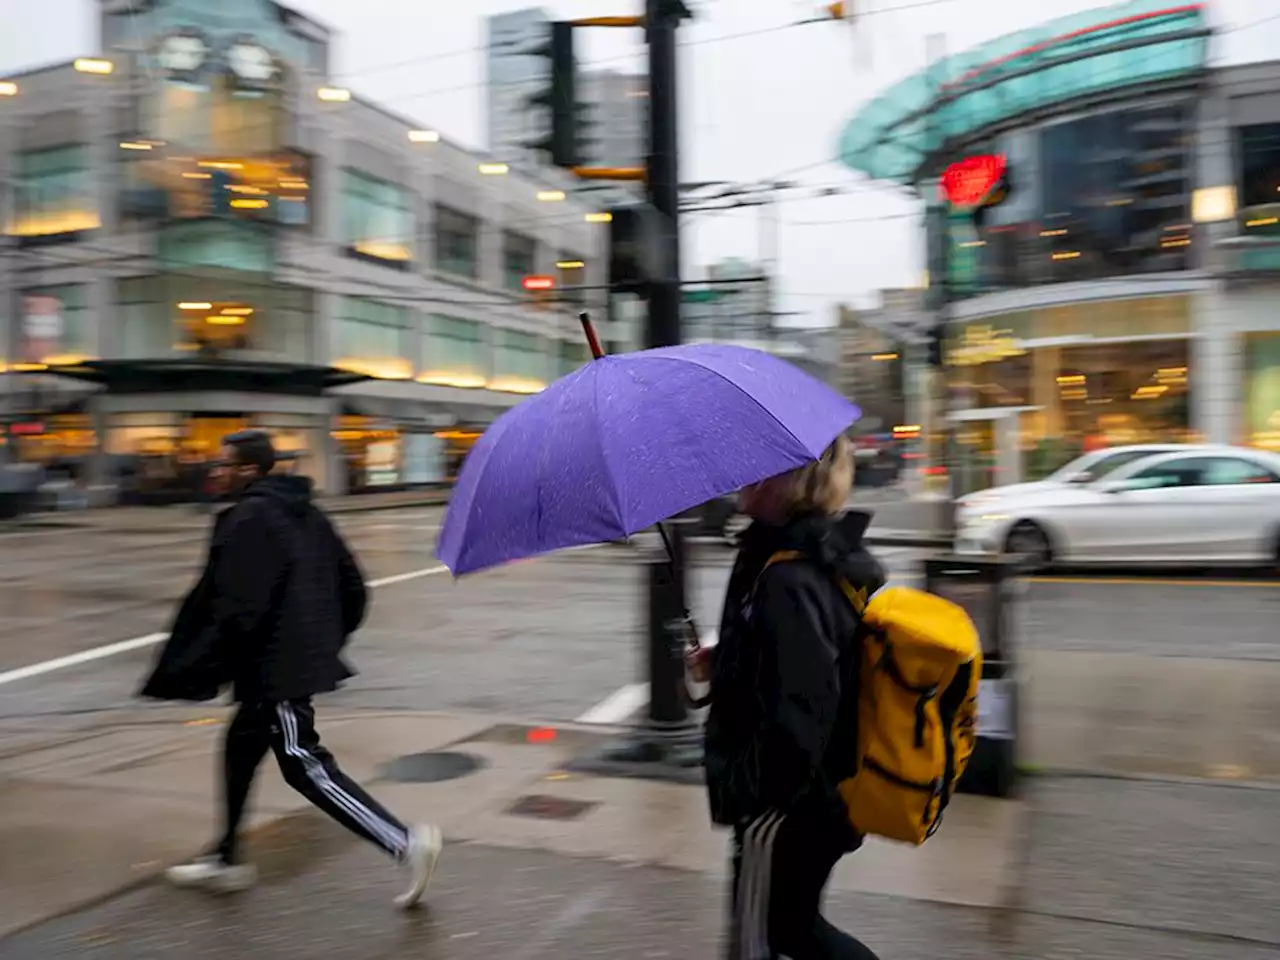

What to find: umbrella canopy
left=437, top=343, right=860, bottom=575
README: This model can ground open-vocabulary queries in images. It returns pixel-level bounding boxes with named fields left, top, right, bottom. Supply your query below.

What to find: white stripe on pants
left=732, top=811, right=785, bottom=960
left=275, top=702, right=407, bottom=858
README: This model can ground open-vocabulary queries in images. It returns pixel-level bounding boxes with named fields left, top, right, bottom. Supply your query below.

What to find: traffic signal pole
left=564, top=0, right=703, bottom=778
left=625, top=0, right=702, bottom=767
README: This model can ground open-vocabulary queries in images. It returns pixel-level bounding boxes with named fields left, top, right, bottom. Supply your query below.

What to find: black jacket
left=703, top=511, right=886, bottom=840
left=140, top=475, right=368, bottom=703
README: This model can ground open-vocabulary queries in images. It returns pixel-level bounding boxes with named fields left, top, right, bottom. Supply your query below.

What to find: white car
left=956, top=444, right=1280, bottom=567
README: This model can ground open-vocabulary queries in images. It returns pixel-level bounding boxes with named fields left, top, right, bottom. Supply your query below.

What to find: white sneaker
left=164, top=855, right=257, bottom=893
left=394, top=824, right=442, bottom=909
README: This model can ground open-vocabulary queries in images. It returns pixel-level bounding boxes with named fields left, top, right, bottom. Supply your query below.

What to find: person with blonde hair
left=702, top=435, right=884, bottom=959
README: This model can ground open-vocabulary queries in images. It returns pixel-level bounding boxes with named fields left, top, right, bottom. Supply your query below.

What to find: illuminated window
left=492, top=329, right=547, bottom=393
left=420, top=316, right=487, bottom=387
left=435, top=205, right=479, bottom=279
left=502, top=230, right=537, bottom=293
left=334, top=297, right=412, bottom=379
left=6, top=145, right=98, bottom=239
left=17, top=284, right=93, bottom=365
left=342, top=170, right=413, bottom=263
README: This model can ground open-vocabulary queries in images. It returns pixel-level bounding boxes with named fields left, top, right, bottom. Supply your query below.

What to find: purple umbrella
left=436, top=342, right=860, bottom=575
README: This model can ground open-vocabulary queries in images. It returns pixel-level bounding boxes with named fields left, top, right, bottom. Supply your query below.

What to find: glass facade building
left=0, top=0, right=605, bottom=497
left=831, top=0, right=1280, bottom=488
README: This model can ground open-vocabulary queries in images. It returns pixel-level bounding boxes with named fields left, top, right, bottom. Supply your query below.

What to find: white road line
left=575, top=629, right=718, bottom=725
left=575, top=682, right=649, bottom=725
left=0, top=564, right=451, bottom=689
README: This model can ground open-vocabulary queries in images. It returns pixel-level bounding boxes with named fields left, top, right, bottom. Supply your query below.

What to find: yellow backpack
left=761, top=551, right=981, bottom=845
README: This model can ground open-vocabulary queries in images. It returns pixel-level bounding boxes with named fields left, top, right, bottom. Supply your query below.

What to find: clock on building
left=227, top=40, right=277, bottom=84
left=157, top=33, right=208, bottom=75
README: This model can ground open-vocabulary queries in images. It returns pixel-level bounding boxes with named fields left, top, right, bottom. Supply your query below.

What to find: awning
left=43, top=359, right=369, bottom=396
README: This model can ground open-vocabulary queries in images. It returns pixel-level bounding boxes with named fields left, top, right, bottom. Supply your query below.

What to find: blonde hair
left=776, top=435, right=854, bottom=519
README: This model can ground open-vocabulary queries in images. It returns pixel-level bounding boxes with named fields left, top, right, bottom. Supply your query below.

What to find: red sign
left=941, top=154, right=1007, bottom=208
left=9, top=422, right=45, bottom=436
left=521, top=275, right=556, bottom=291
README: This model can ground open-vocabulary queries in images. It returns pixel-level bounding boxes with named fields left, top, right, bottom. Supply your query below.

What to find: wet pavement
left=3, top=498, right=1280, bottom=956
left=4, top=769, right=1278, bottom=960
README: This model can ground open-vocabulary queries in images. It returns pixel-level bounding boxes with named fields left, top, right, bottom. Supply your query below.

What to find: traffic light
left=608, top=203, right=674, bottom=296
left=525, top=22, right=591, bottom=169
left=926, top=323, right=946, bottom=368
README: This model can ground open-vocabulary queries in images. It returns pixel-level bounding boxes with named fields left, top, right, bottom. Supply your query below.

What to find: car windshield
left=1051, top=450, right=1159, bottom=484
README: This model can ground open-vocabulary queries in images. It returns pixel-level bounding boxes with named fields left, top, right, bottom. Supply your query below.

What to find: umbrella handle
left=578, top=311, right=605, bottom=360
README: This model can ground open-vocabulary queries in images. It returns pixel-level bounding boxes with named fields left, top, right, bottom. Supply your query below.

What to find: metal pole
left=924, top=32, right=957, bottom=541
left=640, top=0, right=697, bottom=754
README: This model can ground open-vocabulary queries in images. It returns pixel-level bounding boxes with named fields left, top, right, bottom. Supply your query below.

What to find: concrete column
left=324, top=396, right=347, bottom=496
left=88, top=275, right=112, bottom=359
left=314, top=290, right=337, bottom=366
left=1191, top=285, right=1240, bottom=445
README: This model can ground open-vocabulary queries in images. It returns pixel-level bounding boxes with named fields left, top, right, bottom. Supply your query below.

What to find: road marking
left=0, top=564, right=452, bottom=689
left=1031, top=576, right=1280, bottom=588
left=576, top=627, right=719, bottom=725
left=575, top=682, right=649, bottom=725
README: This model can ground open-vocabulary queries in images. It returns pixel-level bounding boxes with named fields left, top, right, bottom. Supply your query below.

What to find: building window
left=17, top=285, right=93, bottom=365
left=1239, top=124, right=1280, bottom=211
left=115, top=277, right=169, bottom=359
left=421, top=316, right=487, bottom=388
left=6, top=145, right=98, bottom=239
left=558, top=339, right=590, bottom=377
left=342, top=170, right=413, bottom=264
left=946, top=102, right=1194, bottom=297
left=435, top=205, right=479, bottom=279
left=333, top=296, right=412, bottom=379
left=492, top=329, right=547, bottom=393
left=502, top=230, right=537, bottom=292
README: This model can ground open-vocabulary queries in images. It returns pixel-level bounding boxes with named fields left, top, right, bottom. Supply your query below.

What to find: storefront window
left=1245, top=333, right=1280, bottom=451
left=334, top=296, right=412, bottom=380
left=947, top=298, right=1193, bottom=475
left=435, top=205, right=479, bottom=279
left=6, top=145, right=98, bottom=239
left=333, top=416, right=402, bottom=492
left=343, top=170, right=413, bottom=263
left=17, top=284, right=94, bottom=366
left=502, top=230, right=537, bottom=292
left=421, top=316, right=487, bottom=388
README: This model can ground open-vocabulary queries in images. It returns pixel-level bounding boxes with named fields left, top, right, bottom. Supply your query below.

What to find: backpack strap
left=753, top=549, right=869, bottom=618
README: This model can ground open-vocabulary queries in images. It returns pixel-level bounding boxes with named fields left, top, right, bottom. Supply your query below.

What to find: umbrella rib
left=592, top=365, right=627, bottom=531
left=674, top=354, right=826, bottom=459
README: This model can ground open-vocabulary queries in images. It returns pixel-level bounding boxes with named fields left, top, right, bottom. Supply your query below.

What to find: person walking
left=141, top=430, right=441, bottom=908
left=701, top=435, right=885, bottom=959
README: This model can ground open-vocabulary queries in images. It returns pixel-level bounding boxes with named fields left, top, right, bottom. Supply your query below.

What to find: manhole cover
left=381, top=750, right=485, bottom=783
left=505, top=794, right=598, bottom=821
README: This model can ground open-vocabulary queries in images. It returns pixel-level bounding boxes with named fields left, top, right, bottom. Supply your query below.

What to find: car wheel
left=1004, top=521, right=1053, bottom=570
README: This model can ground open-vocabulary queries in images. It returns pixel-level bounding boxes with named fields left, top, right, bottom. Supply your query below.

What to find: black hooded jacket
left=703, top=511, right=886, bottom=839
left=140, top=475, right=367, bottom=704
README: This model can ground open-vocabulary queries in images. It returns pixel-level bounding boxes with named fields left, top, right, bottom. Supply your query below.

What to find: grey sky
left=2, top=0, right=1278, bottom=327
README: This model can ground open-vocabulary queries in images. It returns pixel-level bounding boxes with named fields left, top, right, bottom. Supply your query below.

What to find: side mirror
left=1064, top=470, right=1093, bottom=484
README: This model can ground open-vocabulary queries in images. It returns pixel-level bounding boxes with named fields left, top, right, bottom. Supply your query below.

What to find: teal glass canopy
left=838, top=0, right=1209, bottom=184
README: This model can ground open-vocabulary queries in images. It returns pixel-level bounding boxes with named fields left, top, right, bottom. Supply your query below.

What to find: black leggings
left=729, top=813, right=880, bottom=960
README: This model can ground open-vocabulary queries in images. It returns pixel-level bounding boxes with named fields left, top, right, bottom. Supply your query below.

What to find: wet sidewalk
left=4, top=706, right=1279, bottom=958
